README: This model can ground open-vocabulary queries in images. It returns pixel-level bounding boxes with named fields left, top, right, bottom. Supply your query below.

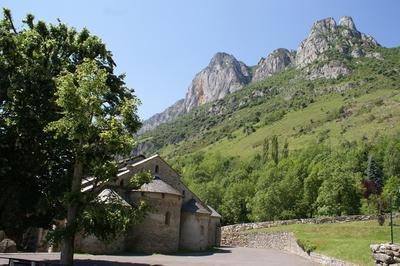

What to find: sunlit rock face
left=183, top=52, right=251, bottom=112
left=295, top=16, right=379, bottom=67
left=252, top=48, right=295, bottom=82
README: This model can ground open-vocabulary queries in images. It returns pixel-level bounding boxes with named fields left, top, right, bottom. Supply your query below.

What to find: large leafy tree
left=47, top=59, right=144, bottom=265
left=0, top=9, right=147, bottom=264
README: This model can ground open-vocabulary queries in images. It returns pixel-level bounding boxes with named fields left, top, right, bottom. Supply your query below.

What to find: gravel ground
left=0, top=247, right=318, bottom=266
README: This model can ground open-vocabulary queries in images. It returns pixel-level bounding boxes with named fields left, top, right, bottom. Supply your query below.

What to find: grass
left=248, top=219, right=400, bottom=266
left=194, top=88, right=400, bottom=160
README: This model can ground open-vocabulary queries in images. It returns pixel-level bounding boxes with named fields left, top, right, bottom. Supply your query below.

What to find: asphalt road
left=0, top=247, right=318, bottom=266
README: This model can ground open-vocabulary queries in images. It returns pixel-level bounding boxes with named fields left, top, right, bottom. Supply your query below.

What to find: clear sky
left=2, top=0, right=400, bottom=120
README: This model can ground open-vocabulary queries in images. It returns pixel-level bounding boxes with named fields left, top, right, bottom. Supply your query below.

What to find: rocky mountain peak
left=310, top=17, right=337, bottom=35
left=339, top=16, right=357, bottom=31
left=252, top=48, right=294, bottom=82
left=295, top=16, right=380, bottom=67
left=183, top=52, right=251, bottom=112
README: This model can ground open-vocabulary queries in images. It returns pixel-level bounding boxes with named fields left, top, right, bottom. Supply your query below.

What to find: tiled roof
left=133, top=178, right=182, bottom=196
left=207, top=205, right=222, bottom=218
left=182, top=198, right=210, bottom=215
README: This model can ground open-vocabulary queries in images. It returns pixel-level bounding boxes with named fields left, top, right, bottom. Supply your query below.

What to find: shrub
left=296, top=238, right=317, bottom=254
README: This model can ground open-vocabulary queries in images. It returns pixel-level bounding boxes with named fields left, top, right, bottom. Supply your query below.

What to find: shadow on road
left=114, top=247, right=231, bottom=258
left=46, top=259, right=155, bottom=266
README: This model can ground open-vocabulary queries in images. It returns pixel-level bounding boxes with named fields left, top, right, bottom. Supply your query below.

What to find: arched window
left=200, top=225, right=205, bottom=236
left=165, top=212, right=171, bottom=225
left=155, top=165, right=159, bottom=174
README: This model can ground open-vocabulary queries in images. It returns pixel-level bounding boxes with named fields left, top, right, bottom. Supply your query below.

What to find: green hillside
left=139, top=47, right=400, bottom=224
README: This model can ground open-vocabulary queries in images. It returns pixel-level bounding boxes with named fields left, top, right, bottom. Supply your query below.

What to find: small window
left=200, top=225, right=205, bottom=236
left=165, top=212, right=171, bottom=225
left=162, top=193, right=165, bottom=199
left=120, top=179, right=124, bottom=187
left=182, top=190, right=185, bottom=197
left=155, top=165, right=159, bottom=174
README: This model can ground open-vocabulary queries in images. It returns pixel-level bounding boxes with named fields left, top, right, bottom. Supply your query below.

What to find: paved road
left=0, top=247, right=317, bottom=266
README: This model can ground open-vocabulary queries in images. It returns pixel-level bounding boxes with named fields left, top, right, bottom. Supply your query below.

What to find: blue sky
left=2, top=0, right=400, bottom=120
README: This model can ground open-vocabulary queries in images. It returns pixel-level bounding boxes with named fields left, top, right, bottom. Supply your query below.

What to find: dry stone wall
left=222, top=214, right=399, bottom=235
left=222, top=214, right=400, bottom=266
left=371, top=243, right=400, bottom=265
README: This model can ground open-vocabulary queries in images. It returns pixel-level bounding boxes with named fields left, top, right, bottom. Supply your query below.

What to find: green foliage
left=0, top=8, right=144, bottom=262
left=296, top=238, right=316, bottom=254
left=130, top=170, right=153, bottom=188
left=365, top=154, right=383, bottom=194
left=173, top=134, right=400, bottom=225
left=271, top=135, right=279, bottom=164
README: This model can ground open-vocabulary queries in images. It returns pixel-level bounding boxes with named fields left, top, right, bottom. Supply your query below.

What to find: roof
left=128, top=154, right=160, bottom=167
left=133, top=178, right=182, bottom=196
left=182, top=198, right=210, bottom=215
left=207, top=205, right=222, bottom=218
left=97, top=189, right=131, bottom=207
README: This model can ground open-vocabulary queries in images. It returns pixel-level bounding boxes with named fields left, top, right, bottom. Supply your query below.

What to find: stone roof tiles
left=182, top=198, right=210, bottom=215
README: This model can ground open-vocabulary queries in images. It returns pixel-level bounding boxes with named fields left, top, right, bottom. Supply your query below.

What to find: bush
left=296, top=238, right=317, bottom=254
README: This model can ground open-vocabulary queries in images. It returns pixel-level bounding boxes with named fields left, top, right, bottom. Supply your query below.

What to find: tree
left=383, top=141, right=400, bottom=178
left=365, top=154, right=383, bottom=195
left=0, top=9, right=146, bottom=264
left=45, top=59, right=143, bottom=265
left=282, top=140, right=289, bottom=159
left=0, top=9, right=76, bottom=244
left=316, top=170, right=361, bottom=216
left=262, top=138, right=269, bottom=162
left=271, top=135, right=279, bottom=164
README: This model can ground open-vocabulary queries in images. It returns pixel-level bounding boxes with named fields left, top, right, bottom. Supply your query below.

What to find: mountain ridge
left=139, top=16, right=380, bottom=134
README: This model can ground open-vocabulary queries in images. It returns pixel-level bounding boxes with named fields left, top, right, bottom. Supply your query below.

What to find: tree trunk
left=60, top=159, right=83, bottom=266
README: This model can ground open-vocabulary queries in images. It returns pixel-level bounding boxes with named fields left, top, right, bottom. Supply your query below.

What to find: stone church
left=76, top=154, right=221, bottom=253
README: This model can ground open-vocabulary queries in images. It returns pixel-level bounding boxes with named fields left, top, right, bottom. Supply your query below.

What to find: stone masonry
left=371, top=243, right=400, bottom=265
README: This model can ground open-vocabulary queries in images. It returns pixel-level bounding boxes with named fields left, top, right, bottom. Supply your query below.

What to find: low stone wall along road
left=0, top=247, right=318, bottom=266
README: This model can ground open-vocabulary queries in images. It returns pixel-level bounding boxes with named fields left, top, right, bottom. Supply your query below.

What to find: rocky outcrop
left=138, top=99, right=185, bottom=134
left=252, top=48, right=295, bottom=82
left=295, top=16, right=380, bottom=67
left=306, top=60, right=350, bottom=80
left=183, top=52, right=251, bottom=112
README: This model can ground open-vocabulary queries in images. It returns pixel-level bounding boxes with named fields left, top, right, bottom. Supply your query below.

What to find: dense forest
left=171, top=134, right=400, bottom=225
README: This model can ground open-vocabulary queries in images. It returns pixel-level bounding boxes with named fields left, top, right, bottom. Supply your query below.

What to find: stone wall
left=180, top=212, right=210, bottom=251
left=371, top=243, right=400, bottom=265
left=126, top=191, right=182, bottom=253
left=222, top=214, right=400, bottom=235
left=75, top=234, right=125, bottom=254
left=223, top=231, right=355, bottom=266
left=221, top=214, right=400, bottom=265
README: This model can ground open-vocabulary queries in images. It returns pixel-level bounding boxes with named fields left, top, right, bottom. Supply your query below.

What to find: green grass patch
left=248, top=219, right=400, bottom=265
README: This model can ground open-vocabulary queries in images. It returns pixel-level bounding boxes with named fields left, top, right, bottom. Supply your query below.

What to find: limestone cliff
left=252, top=48, right=295, bottom=82
left=183, top=52, right=251, bottom=112
left=140, top=53, right=251, bottom=133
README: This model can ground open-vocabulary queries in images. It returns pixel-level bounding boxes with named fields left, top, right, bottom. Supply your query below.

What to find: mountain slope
left=137, top=47, right=400, bottom=159
left=140, top=16, right=380, bottom=134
